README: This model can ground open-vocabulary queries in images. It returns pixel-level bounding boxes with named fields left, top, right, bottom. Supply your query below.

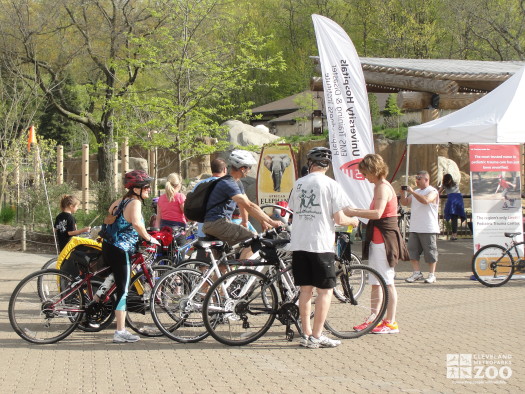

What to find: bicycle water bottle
left=95, top=273, right=115, bottom=299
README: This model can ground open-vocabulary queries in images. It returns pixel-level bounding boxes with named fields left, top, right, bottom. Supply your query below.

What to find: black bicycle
left=472, top=232, right=525, bottom=287
left=201, top=236, right=388, bottom=346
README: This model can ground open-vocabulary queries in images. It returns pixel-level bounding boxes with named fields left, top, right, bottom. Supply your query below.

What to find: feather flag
left=27, top=125, right=37, bottom=152
left=312, top=15, right=374, bottom=212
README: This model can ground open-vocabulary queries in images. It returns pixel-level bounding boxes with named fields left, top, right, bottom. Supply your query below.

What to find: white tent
left=407, top=65, right=525, bottom=145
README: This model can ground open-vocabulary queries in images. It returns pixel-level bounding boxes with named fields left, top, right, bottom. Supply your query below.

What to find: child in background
left=54, top=195, right=91, bottom=251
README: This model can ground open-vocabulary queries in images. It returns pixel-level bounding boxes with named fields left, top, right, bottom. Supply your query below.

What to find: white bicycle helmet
left=228, top=150, right=257, bottom=168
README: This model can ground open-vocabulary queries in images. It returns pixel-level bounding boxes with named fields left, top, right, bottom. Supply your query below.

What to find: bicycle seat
left=193, top=240, right=225, bottom=251
left=260, top=238, right=290, bottom=249
left=504, top=232, right=521, bottom=238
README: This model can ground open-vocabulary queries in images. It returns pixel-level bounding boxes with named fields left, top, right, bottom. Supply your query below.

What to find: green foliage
left=292, top=92, right=318, bottom=122
left=19, top=182, right=77, bottom=234
left=373, top=125, right=408, bottom=140
left=383, top=94, right=403, bottom=117
left=368, top=93, right=381, bottom=127
left=0, top=205, right=16, bottom=224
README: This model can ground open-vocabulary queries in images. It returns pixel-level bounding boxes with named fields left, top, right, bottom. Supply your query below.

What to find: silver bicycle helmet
left=307, top=147, right=332, bottom=167
left=228, top=150, right=257, bottom=168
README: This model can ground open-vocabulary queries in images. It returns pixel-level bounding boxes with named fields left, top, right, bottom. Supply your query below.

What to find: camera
left=401, top=185, right=408, bottom=190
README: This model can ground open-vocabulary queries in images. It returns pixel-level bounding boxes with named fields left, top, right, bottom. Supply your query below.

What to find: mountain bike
left=149, top=228, right=286, bottom=343
left=472, top=232, right=525, bottom=287
left=201, top=237, right=388, bottom=346
left=9, top=243, right=171, bottom=344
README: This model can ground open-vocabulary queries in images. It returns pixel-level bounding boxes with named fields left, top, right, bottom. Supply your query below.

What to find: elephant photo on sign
left=264, top=154, right=292, bottom=192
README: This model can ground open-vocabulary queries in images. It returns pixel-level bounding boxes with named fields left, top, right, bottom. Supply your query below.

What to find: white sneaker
left=299, top=334, right=309, bottom=347
left=405, top=272, right=424, bottom=283
left=113, top=330, right=140, bottom=343
left=424, top=274, right=437, bottom=284
left=306, top=335, right=341, bottom=348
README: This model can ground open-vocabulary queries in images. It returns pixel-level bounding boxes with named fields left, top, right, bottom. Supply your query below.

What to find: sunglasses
left=415, top=175, right=427, bottom=180
left=143, top=185, right=151, bottom=190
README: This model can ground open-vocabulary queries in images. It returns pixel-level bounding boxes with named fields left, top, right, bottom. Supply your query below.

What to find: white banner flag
left=312, top=14, right=374, bottom=210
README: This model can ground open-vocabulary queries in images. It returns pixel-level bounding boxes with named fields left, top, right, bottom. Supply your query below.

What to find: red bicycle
left=9, top=242, right=172, bottom=344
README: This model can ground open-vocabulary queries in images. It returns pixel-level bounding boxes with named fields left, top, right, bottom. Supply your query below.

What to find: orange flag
left=27, top=125, right=36, bottom=152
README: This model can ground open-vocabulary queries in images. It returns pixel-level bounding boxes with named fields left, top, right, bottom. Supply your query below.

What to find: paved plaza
left=0, top=239, right=523, bottom=393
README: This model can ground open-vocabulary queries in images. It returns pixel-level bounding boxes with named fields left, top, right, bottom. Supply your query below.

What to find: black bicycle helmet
left=307, top=147, right=332, bottom=167
left=124, top=170, right=154, bottom=189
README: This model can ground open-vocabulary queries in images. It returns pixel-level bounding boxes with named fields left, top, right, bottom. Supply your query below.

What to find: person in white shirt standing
left=288, top=147, right=359, bottom=348
left=400, top=170, right=440, bottom=284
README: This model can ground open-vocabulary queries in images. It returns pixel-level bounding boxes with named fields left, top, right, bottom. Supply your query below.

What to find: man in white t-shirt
left=288, top=147, right=359, bottom=348
left=400, top=170, right=440, bottom=284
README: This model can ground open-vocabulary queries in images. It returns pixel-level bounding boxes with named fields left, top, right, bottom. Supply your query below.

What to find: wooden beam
left=397, top=91, right=486, bottom=110
left=364, top=71, right=459, bottom=94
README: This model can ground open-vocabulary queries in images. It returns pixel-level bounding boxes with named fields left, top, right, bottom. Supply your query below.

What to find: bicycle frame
left=47, top=245, right=158, bottom=315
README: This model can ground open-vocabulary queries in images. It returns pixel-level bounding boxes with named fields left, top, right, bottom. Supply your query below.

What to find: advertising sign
left=470, top=144, right=523, bottom=278
left=312, top=14, right=374, bottom=211
left=256, top=144, right=297, bottom=208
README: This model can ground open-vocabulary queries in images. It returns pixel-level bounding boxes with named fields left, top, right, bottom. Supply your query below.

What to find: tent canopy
left=407, top=66, right=525, bottom=145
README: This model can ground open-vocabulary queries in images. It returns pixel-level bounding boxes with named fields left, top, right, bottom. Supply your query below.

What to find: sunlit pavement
left=0, top=246, right=522, bottom=393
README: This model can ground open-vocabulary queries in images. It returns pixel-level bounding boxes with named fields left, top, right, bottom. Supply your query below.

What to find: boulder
left=223, top=120, right=279, bottom=147
left=437, top=156, right=461, bottom=186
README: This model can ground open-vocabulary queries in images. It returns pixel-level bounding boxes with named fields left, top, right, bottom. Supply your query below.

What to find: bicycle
left=149, top=228, right=289, bottom=343
left=201, top=235, right=388, bottom=346
left=152, top=223, right=199, bottom=267
left=9, top=242, right=171, bottom=344
left=472, top=232, right=525, bottom=287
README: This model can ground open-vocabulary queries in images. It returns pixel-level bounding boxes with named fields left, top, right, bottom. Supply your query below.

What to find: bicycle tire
left=333, top=253, right=364, bottom=302
left=9, top=269, right=83, bottom=344
left=472, top=244, right=515, bottom=287
left=41, top=256, right=58, bottom=270
left=324, top=264, right=388, bottom=339
left=126, top=265, right=173, bottom=337
left=150, top=268, right=217, bottom=343
left=202, top=268, right=278, bottom=346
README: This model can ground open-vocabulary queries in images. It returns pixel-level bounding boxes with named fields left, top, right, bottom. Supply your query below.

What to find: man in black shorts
left=288, top=147, right=359, bottom=348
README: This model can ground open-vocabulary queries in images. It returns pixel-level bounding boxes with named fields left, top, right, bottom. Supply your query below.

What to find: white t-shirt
left=409, top=186, right=440, bottom=233
left=288, top=172, right=351, bottom=253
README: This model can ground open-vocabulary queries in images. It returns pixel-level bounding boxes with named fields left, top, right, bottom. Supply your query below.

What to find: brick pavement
left=0, top=245, right=523, bottom=393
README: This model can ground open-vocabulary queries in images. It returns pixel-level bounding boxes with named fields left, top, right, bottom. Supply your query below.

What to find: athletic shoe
left=113, top=330, right=140, bottom=343
left=299, top=334, right=309, bottom=347
left=405, top=272, right=424, bottom=283
left=353, top=315, right=377, bottom=331
left=372, top=320, right=399, bottom=334
left=306, top=335, right=341, bottom=348
left=424, top=274, right=437, bottom=284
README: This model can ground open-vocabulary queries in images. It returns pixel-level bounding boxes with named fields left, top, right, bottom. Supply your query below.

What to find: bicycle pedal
left=285, top=328, right=294, bottom=341
left=242, top=321, right=250, bottom=329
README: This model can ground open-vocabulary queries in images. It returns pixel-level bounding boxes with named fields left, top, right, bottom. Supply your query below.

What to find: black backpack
left=184, top=175, right=232, bottom=222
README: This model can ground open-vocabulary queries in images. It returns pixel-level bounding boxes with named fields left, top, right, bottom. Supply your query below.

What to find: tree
left=0, top=58, right=43, bottom=205
left=113, top=1, right=285, bottom=174
left=0, top=0, right=176, bottom=189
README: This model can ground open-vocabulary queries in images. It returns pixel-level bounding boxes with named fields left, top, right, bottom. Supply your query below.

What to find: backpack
left=184, top=175, right=232, bottom=222
left=98, top=199, right=132, bottom=243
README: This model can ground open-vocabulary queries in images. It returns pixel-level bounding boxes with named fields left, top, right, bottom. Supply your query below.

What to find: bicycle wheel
left=150, top=268, right=218, bottom=343
left=333, top=254, right=364, bottom=302
left=9, top=269, right=83, bottom=344
left=202, top=269, right=278, bottom=346
left=324, top=264, right=388, bottom=339
left=41, top=257, right=58, bottom=270
left=126, top=265, right=173, bottom=336
left=472, top=244, right=515, bottom=287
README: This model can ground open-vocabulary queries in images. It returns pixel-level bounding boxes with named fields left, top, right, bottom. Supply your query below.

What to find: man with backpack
left=201, top=150, right=281, bottom=258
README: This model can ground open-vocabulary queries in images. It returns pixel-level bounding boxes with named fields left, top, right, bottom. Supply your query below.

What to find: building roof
left=251, top=90, right=323, bottom=115
left=311, top=57, right=525, bottom=93
left=360, top=58, right=524, bottom=78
